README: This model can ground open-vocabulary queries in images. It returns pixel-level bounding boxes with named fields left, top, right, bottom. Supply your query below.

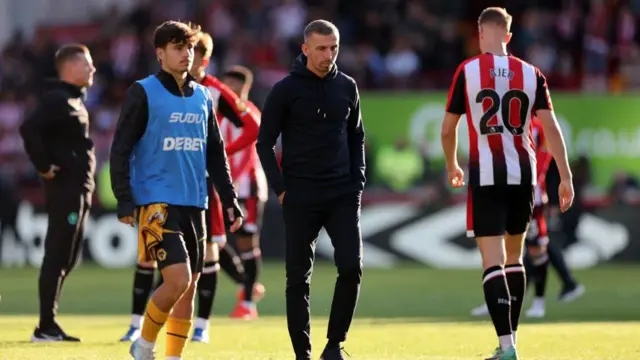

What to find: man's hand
left=279, top=191, right=286, bottom=204
left=118, top=208, right=138, bottom=227
left=447, top=166, right=465, bottom=188
left=227, top=207, right=244, bottom=232
left=39, top=165, right=60, bottom=180
left=558, top=179, right=575, bottom=213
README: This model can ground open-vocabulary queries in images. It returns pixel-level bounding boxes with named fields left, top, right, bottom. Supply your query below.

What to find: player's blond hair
left=195, top=32, right=214, bottom=59
left=478, top=7, right=512, bottom=31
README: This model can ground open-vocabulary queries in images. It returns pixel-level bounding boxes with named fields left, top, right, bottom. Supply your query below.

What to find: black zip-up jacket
left=19, top=79, right=96, bottom=191
left=109, top=71, right=238, bottom=218
left=256, top=54, right=366, bottom=203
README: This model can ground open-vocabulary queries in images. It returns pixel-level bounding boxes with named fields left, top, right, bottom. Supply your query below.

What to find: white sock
left=532, top=297, right=545, bottom=308
left=512, top=331, right=517, bottom=345
left=137, top=337, right=155, bottom=349
left=194, top=317, right=209, bottom=330
left=131, top=314, right=143, bottom=329
left=499, top=334, right=514, bottom=350
left=242, top=300, right=255, bottom=308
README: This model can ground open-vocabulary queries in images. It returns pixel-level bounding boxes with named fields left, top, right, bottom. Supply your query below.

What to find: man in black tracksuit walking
left=20, top=44, right=96, bottom=342
left=256, top=20, right=366, bottom=360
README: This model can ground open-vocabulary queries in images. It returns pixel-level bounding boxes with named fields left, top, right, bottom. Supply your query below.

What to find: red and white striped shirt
left=200, top=74, right=260, bottom=180
left=446, top=53, right=553, bottom=187
left=219, top=100, right=268, bottom=200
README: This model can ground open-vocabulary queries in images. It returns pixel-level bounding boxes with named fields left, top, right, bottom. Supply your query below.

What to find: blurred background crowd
left=1, top=0, right=640, bottom=204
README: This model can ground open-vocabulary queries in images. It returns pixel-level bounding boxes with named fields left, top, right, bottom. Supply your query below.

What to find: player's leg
left=193, top=188, right=221, bottom=342
left=121, top=259, right=157, bottom=342
left=130, top=205, right=193, bottom=359
left=219, top=242, right=245, bottom=285
left=33, top=186, right=86, bottom=342
left=548, top=241, right=585, bottom=301
left=209, top=188, right=246, bottom=285
left=469, top=186, right=515, bottom=358
left=543, top=212, right=585, bottom=302
left=503, top=185, right=535, bottom=347
left=230, top=197, right=265, bottom=319
left=283, top=199, right=325, bottom=360
left=192, top=241, right=219, bottom=343
left=524, top=206, right=549, bottom=319
left=165, top=208, right=206, bottom=359
left=322, top=191, right=363, bottom=357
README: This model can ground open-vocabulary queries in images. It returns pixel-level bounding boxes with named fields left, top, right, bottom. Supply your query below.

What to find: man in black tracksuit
left=256, top=20, right=366, bottom=360
left=20, top=44, right=96, bottom=342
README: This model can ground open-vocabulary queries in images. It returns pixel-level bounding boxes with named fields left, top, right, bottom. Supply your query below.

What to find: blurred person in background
left=190, top=34, right=264, bottom=340
left=19, top=44, right=96, bottom=342
left=213, top=65, right=268, bottom=321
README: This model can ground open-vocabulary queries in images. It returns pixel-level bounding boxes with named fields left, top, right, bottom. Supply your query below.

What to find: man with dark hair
left=117, top=30, right=262, bottom=345
left=109, top=21, right=243, bottom=360
left=257, top=19, right=366, bottom=360
left=442, top=7, right=574, bottom=360
left=20, top=43, right=96, bottom=343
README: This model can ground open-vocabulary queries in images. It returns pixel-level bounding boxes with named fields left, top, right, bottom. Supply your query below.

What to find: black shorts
left=466, top=185, right=534, bottom=238
left=526, top=205, right=549, bottom=248
left=137, top=203, right=206, bottom=273
left=235, top=197, right=265, bottom=237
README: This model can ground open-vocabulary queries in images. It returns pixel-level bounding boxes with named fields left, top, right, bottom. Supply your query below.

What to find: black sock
left=219, top=246, right=245, bottom=284
left=482, top=266, right=512, bottom=337
left=197, top=261, right=219, bottom=321
left=532, top=254, right=549, bottom=297
left=523, top=253, right=534, bottom=287
left=547, top=241, right=576, bottom=288
left=132, top=265, right=155, bottom=317
left=326, top=339, right=340, bottom=348
left=504, top=264, right=526, bottom=333
left=241, top=249, right=261, bottom=302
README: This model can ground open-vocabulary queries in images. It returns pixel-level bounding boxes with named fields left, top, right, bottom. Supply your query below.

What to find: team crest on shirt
left=156, top=248, right=167, bottom=261
left=490, top=68, right=514, bottom=80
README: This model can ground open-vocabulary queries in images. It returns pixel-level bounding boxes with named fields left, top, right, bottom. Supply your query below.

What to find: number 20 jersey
left=446, top=53, right=553, bottom=188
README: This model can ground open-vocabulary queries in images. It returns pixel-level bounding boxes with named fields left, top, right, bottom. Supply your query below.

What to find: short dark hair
left=303, top=20, right=339, bottom=41
left=222, top=65, right=254, bottom=89
left=54, top=44, right=89, bottom=71
left=153, top=21, right=202, bottom=49
left=478, top=7, right=512, bottom=30
left=195, top=32, right=214, bottom=58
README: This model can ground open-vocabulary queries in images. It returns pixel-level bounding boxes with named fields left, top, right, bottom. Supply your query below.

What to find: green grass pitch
left=1, top=262, right=639, bottom=359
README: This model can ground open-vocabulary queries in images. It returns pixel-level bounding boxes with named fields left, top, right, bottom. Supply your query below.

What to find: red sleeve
left=446, top=62, right=467, bottom=115
left=225, top=103, right=259, bottom=156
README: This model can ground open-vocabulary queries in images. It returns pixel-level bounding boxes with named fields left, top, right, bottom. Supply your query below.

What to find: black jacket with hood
left=256, top=54, right=366, bottom=203
left=19, top=79, right=95, bottom=191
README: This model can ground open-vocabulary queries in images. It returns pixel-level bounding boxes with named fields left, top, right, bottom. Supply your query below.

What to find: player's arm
left=217, top=85, right=260, bottom=156
left=109, top=83, right=149, bottom=220
left=441, top=64, right=466, bottom=171
left=347, top=81, right=366, bottom=187
left=19, top=92, right=66, bottom=174
left=256, top=81, right=287, bottom=198
left=533, top=72, right=572, bottom=182
left=206, top=103, right=242, bottom=222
